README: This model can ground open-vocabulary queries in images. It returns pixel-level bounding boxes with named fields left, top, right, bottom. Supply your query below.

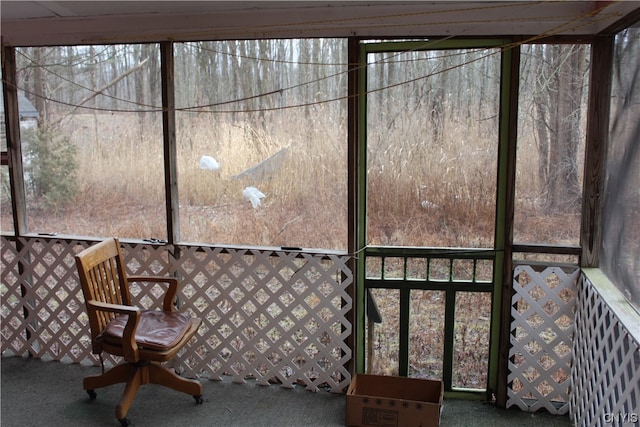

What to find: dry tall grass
left=174, top=109, right=348, bottom=248
left=51, top=110, right=348, bottom=247
left=12, top=97, right=582, bottom=249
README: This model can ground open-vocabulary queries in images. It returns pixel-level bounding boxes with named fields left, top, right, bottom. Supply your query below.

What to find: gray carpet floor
left=1, top=356, right=571, bottom=426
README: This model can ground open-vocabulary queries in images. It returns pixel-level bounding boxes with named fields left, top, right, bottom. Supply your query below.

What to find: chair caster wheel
left=194, top=394, right=203, bottom=404
left=87, top=390, right=97, bottom=400
left=119, top=417, right=130, bottom=427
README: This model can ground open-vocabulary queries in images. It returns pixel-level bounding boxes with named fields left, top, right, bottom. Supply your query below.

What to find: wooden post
left=2, top=45, right=36, bottom=353
left=581, top=35, right=614, bottom=267
left=494, top=40, right=520, bottom=407
left=160, top=41, right=179, bottom=245
left=347, top=36, right=363, bottom=375
left=1, top=45, right=28, bottom=235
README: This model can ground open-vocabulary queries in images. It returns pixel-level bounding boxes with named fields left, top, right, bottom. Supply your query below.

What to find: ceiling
left=2, top=1, right=640, bottom=46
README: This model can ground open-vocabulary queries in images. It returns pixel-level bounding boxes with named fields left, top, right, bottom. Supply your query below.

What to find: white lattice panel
left=1, top=238, right=96, bottom=364
left=507, top=264, right=579, bottom=414
left=571, top=274, right=640, bottom=427
left=170, top=245, right=352, bottom=392
left=1, top=237, right=352, bottom=392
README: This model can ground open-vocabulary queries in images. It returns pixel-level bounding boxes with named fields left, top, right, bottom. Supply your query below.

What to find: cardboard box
left=345, top=374, right=443, bottom=427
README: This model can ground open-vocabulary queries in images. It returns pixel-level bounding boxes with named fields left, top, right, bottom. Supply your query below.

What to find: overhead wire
left=15, top=40, right=476, bottom=113
left=4, top=1, right=622, bottom=116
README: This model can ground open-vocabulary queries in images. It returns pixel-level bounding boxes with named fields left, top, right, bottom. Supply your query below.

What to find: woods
left=8, top=38, right=590, bottom=248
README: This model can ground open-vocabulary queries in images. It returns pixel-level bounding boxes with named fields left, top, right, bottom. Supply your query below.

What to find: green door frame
left=352, top=38, right=517, bottom=400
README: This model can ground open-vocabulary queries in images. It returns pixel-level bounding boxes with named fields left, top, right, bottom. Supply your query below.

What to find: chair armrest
left=126, top=275, right=179, bottom=312
left=87, top=300, right=141, bottom=362
left=88, top=299, right=140, bottom=315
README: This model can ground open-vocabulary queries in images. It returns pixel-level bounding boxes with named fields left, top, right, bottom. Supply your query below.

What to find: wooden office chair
left=75, top=238, right=203, bottom=426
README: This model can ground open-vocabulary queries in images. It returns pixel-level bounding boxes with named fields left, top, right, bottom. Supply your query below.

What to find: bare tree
left=532, top=44, right=588, bottom=213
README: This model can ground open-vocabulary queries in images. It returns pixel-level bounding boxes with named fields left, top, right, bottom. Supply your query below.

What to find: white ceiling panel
left=1, top=1, right=639, bottom=46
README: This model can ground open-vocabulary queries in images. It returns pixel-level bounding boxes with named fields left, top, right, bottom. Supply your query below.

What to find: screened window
left=515, top=43, right=590, bottom=246
left=366, top=45, right=500, bottom=248
left=601, top=27, right=640, bottom=309
left=15, top=45, right=165, bottom=240
left=174, top=40, right=348, bottom=250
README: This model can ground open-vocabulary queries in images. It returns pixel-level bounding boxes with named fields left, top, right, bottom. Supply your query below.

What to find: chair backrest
left=76, top=238, right=132, bottom=354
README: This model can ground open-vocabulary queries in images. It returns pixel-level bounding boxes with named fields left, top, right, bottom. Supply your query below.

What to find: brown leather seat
left=101, top=310, right=195, bottom=351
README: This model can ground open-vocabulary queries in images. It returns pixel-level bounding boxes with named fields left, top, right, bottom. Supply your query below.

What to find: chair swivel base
left=84, top=360, right=203, bottom=426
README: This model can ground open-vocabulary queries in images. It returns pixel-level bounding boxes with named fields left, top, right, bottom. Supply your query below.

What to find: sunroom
left=1, top=2, right=639, bottom=426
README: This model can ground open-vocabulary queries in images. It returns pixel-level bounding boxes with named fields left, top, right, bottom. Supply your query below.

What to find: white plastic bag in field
left=199, top=155, right=220, bottom=171
left=243, top=186, right=266, bottom=209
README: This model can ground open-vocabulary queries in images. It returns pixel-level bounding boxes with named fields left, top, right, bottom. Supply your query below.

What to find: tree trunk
left=546, top=45, right=586, bottom=213
left=531, top=44, right=587, bottom=214
left=32, top=49, right=46, bottom=126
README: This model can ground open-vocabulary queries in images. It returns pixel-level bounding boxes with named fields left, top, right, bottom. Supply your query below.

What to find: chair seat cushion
left=101, top=310, right=194, bottom=351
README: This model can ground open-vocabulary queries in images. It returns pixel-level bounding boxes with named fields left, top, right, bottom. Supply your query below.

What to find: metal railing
left=363, top=246, right=495, bottom=394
